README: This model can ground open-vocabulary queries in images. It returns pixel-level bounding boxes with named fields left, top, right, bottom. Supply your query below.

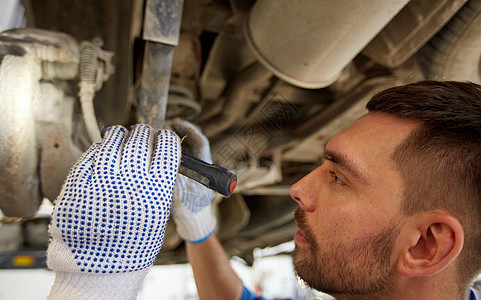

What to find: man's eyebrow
left=323, top=149, right=370, bottom=184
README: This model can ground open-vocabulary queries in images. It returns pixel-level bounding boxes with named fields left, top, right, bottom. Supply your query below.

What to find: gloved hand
left=171, top=119, right=216, bottom=244
left=47, top=124, right=180, bottom=300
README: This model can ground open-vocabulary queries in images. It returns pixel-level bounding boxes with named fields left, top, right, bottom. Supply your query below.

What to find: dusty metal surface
left=34, top=88, right=82, bottom=201
left=167, top=33, right=202, bottom=120
left=202, top=62, right=272, bottom=137
left=0, top=53, right=41, bottom=217
left=137, top=0, right=184, bottom=129
left=0, top=28, right=79, bottom=65
left=2, top=0, right=481, bottom=265
left=136, top=42, right=175, bottom=128
left=37, top=123, right=81, bottom=201
left=30, top=0, right=144, bottom=126
left=419, top=0, right=481, bottom=83
left=0, top=29, right=81, bottom=217
left=244, top=0, right=410, bottom=88
left=363, top=0, right=467, bottom=67
left=143, top=0, right=184, bottom=45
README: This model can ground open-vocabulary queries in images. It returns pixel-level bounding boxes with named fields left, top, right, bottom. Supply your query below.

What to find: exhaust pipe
left=244, top=0, right=410, bottom=89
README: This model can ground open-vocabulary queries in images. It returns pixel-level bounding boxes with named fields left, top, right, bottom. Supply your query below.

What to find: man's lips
left=294, top=210, right=310, bottom=246
left=294, top=228, right=309, bottom=245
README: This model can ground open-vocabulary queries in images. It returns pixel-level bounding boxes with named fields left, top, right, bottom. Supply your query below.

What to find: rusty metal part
left=32, top=82, right=83, bottom=201
left=137, top=0, right=184, bottom=129
left=167, top=83, right=201, bottom=120
left=171, top=34, right=200, bottom=93
left=37, top=122, right=83, bottom=201
left=137, top=42, right=175, bottom=128
left=143, top=0, right=184, bottom=45
left=167, top=33, right=202, bottom=120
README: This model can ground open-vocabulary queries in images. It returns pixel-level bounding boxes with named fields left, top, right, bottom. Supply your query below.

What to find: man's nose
left=290, top=169, right=319, bottom=212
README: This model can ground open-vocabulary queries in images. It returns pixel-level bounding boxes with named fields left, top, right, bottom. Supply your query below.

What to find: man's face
left=290, top=112, right=418, bottom=298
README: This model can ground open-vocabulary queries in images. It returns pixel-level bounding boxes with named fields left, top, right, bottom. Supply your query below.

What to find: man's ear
left=397, top=212, right=464, bottom=277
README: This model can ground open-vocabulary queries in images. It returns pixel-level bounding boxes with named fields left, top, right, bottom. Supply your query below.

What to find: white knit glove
left=171, top=119, right=216, bottom=244
left=47, top=124, right=180, bottom=300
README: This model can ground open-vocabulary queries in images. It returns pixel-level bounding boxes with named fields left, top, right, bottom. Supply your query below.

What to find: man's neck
left=331, top=289, right=466, bottom=300
left=330, top=275, right=466, bottom=300
left=382, top=275, right=465, bottom=300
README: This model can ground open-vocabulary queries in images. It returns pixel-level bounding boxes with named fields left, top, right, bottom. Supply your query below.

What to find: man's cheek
left=318, top=206, right=354, bottom=236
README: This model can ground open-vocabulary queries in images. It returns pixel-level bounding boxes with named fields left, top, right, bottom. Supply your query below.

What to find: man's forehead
left=340, top=112, right=419, bottom=145
left=325, top=112, right=419, bottom=178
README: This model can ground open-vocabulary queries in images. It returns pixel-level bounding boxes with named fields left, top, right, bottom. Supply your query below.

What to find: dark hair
left=366, top=80, right=481, bottom=285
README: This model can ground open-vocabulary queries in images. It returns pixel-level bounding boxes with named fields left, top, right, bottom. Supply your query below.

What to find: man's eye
left=329, top=171, right=345, bottom=185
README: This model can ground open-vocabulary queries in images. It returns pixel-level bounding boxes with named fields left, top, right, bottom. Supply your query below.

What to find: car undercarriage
left=1, top=0, right=480, bottom=265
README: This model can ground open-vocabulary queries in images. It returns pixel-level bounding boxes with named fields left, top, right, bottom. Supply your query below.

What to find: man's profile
left=290, top=81, right=481, bottom=299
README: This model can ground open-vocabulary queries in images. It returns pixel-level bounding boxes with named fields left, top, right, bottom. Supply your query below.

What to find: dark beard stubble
left=293, top=208, right=400, bottom=297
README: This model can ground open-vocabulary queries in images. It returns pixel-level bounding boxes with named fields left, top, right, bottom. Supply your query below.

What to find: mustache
left=294, top=208, right=317, bottom=246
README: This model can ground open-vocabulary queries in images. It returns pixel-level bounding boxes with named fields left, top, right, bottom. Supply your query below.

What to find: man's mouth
left=294, top=208, right=311, bottom=245
left=294, top=228, right=309, bottom=245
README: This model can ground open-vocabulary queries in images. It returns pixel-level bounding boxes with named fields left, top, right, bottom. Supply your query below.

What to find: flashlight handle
left=179, top=152, right=237, bottom=197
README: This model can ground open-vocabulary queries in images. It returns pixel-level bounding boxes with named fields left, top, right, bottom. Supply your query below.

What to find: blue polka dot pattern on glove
left=47, top=124, right=180, bottom=274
